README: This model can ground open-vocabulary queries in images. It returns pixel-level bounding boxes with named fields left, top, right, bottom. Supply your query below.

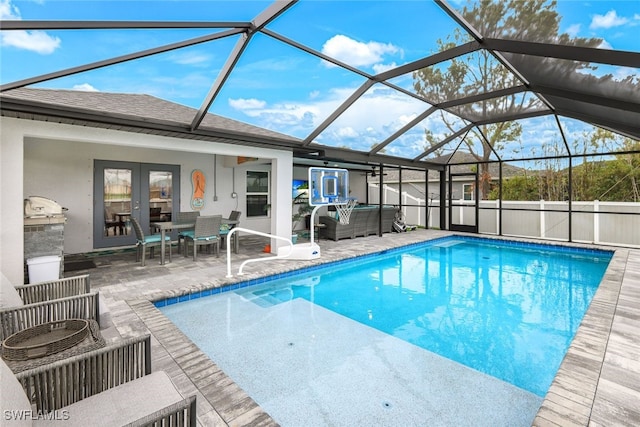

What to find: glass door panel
left=94, top=160, right=140, bottom=248
left=149, top=170, right=173, bottom=224
left=103, top=168, right=132, bottom=237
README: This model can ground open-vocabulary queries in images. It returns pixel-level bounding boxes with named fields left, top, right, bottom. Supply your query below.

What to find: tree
left=572, top=130, right=640, bottom=201
left=494, top=129, right=640, bottom=202
left=413, top=0, right=602, bottom=199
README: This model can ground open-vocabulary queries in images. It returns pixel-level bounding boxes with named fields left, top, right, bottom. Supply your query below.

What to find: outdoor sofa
left=1, top=334, right=197, bottom=426
left=319, top=205, right=397, bottom=241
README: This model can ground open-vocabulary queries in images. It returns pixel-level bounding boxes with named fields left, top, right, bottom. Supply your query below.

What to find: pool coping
left=124, top=232, right=629, bottom=426
left=533, top=247, right=629, bottom=426
left=152, top=234, right=615, bottom=309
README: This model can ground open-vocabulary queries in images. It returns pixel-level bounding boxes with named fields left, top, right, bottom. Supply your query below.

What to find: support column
left=439, top=170, right=447, bottom=230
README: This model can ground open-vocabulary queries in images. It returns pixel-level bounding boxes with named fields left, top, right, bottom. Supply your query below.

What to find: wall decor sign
left=191, top=169, right=206, bottom=210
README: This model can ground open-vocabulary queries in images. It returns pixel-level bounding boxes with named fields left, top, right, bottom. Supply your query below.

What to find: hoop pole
left=309, top=205, right=322, bottom=244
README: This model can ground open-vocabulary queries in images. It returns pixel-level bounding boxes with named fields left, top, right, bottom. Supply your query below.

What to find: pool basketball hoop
left=335, top=198, right=357, bottom=224
left=278, top=167, right=354, bottom=261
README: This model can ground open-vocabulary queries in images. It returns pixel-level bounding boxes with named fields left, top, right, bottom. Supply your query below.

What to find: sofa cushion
left=0, top=358, right=32, bottom=427
left=33, top=371, right=184, bottom=427
left=1, top=272, right=24, bottom=309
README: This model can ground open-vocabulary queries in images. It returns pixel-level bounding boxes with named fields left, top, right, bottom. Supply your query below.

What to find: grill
left=24, top=196, right=67, bottom=219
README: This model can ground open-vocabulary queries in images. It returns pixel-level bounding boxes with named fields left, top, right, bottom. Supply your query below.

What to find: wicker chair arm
left=319, top=215, right=339, bottom=228
left=125, top=395, right=197, bottom=427
left=14, top=274, right=91, bottom=304
left=15, top=334, right=152, bottom=413
left=0, top=291, right=100, bottom=341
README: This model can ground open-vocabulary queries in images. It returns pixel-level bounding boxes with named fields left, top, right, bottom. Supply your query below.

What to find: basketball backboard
left=308, top=167, right=350, bottom=206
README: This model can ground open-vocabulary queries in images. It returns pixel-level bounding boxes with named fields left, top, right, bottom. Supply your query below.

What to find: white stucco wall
left=1, top=116, right=293, bottom=284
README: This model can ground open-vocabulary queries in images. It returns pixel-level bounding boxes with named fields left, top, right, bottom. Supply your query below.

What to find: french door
left=93, top=160, right=180, bottom=249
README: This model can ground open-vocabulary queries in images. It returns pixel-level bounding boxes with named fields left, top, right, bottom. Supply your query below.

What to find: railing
left=226, top=227, right=293, bottom=278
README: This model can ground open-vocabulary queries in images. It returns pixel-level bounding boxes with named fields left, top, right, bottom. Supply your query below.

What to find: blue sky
left=1, top=0, right=639, bottom=158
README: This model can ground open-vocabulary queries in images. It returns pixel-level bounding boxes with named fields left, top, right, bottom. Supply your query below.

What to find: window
left=463, top=183, right=474, bottom=201
left=246, top=171, right=269, bottom=217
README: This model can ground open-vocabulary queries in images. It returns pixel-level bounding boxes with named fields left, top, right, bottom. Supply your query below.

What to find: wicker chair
left=176, top=211, right=200, bottom=254
left=0, top=273, right=99, bottom=341
left=2, top=335, right=197, bottom=426
left=131, top=217, right=171, bottom=266
left=184, top=215, right=222, bottom=260
left=220, top=210, right=241, bottom=249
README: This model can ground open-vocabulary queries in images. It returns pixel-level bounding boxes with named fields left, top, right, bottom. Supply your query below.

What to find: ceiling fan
left=364, top=166, right=387, bottom=177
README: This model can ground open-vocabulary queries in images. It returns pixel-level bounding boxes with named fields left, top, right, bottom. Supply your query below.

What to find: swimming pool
left=159, top=236, right=612, bottom=425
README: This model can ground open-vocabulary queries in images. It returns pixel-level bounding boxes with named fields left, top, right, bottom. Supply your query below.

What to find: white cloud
left=337, top=127, right=358, bottom=138
left=372, top=62, right=398, bottom=74
left=398, top=113, right=418, bottom=126
left=565, top=24, right=581, bottom=37
left=0, top=0, right=60, bottom=54
left=72, top=83, right=99, bottom=92
left=228, top=98, right=266, bottom=110
left=167, top=51, right=211, bottom=66
left=613, top=66, right=638, bottom=81
left=590, top=10, right=629, bottom=29
left=321, top=35, right=400, bottom=68
left=226, top=82, right=434, bottom=153
left=597, top=39, right=613, bottom=49
left=0, top=0, right=19, bottom=19
left=1, top=30, right=60, bottom=54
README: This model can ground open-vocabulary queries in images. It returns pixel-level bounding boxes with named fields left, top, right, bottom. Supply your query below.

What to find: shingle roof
left=1, top=87, right=300, bottom=143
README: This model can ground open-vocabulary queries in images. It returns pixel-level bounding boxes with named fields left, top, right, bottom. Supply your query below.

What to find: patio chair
left=131, top=217, right=171, bottom=266
left=149, top=206, right=162, bottom=222
left=104, top=207, right=124, bottom=236
left=220, top=210, right=241, bottom=249
left=1, top=334, right=197, bottom=426
left=176, top=211, right=200, bottom=254
left=0, top=275, right=101, bottom=341
left=184, top=215, right=222, bottom=260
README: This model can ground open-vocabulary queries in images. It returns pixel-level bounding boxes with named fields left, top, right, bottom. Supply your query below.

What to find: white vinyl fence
left=369, top=183, right=640, bottom=247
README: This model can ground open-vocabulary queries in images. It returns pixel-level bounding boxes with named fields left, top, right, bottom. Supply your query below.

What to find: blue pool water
left=159, top=236, right=612, bottom=402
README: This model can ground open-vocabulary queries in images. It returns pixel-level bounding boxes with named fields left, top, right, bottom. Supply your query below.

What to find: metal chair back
left=194, top=215, right=222, bottom=239
left=131, top=216, right=145, bottom=241
left=176, top=211, right=200, bottom=224
left=186, top=215, right=222, bottom=260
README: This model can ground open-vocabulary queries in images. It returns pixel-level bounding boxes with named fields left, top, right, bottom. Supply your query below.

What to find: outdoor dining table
left=151, top=218, right=239, bottom=265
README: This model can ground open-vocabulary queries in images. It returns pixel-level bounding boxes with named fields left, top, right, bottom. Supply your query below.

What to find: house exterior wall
left=1, top=117, right=293, bottom=284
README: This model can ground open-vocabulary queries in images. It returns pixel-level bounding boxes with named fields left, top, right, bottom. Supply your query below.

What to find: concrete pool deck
left=74, top=229, right=638, bottom=426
